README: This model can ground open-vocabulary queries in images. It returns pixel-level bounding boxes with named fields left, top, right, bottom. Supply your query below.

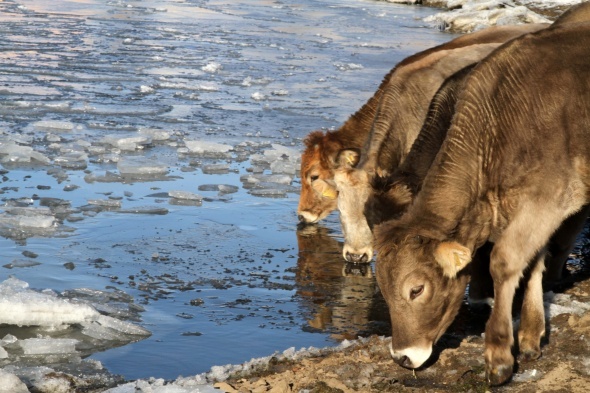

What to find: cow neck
left=336, top=64, right=402, bottom=152
left=408, top=107, right=488, bottom=251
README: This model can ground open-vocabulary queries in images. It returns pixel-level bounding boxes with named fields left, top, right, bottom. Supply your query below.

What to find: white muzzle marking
left=389, top=342, right=433, bottom=369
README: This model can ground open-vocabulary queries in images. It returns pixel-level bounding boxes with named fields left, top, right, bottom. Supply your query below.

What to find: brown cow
left=374, top=21, right=590, bottom=386
left=334, top=24, right=549, bottom=263
left=335, top=62, right=476, bottom=263
left=297, top=23, right=549, bottom=225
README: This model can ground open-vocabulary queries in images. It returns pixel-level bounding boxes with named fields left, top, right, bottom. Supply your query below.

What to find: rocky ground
left=212, top=269, right=590, bottom=393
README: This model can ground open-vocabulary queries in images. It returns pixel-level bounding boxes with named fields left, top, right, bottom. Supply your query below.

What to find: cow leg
left=484, top=201, right=571, bottom=386
left=517, top=250, right=546, bottom=362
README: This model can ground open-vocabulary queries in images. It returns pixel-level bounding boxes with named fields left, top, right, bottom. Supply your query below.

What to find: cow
left=333, top=24, right=549, bottom=264
left=297, top=23, right=549, bottom=225
left=373, top=21, right=590, bottom=386
left=334, top=62, right=475, bottom=264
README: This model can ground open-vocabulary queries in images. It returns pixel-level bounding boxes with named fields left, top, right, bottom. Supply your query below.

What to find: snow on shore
left=420, top=0, right=583, bottom=32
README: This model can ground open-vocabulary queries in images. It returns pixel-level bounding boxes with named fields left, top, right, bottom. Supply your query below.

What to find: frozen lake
left=0, top=0, right=472, bottom=383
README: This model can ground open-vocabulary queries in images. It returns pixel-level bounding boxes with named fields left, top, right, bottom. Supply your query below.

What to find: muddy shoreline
left=216, top=267, right=590, bottom=392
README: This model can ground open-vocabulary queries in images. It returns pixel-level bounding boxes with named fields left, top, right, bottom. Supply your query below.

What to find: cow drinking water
left=374, top=21, right=590, bottom=386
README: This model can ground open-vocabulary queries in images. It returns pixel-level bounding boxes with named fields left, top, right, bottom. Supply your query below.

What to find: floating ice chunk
left=3, top=206, right=53, bottom=216
left=168, top=190, right=203, bottom=201
left=251, top=92, right=266, bottom=101
left=0, top=347, right=7, bottom=359
left=333, top=62, right=364, bottom=71
left=117, top=206, right=169, bottom=215
left=3, top=258, right=42, bottom=269
left=249, top=188, right=287, bottom=198
left=87, top=145, right=107, bottom=155
left=102, top=135, right=152, bottom=151
left=54, top=152, right=88, bottom=170
left=202, top=62, right=222, bottom=73
left=84, top=171, right=124, bottom=183
left=0, top=369, right=28, bottom=393
left=138, top=128, right=171, bottom=141
left=32, top=120, right=76, bottom=132
left=0, top=278, right=151, bottom=341
left=87, top=199, right=122, bottom=208
left=92, top=314, right=150, bottom=336
left=271, top=89, right=289, bottom=96
left=270, top=160, right=296, bottom=175
left=0, top=142, right=50, bottom=165
left=19, top=338, right=78, bottom=355
left=0, top=214, right=55, bottom=229
left=159, top=81, right=219, bottom=92
left=198, top=184, right=239, bottom=195
left=202, top=164, right=230, bottom=174
left=45, top=133, right=62, bottom=143
left=183, top=140, right=232, bottom=157
left=240, top=174, right=293, bottom=186
left=140, top=85, right=155, bottom=94
left=117, top=156, right=169, bottom=177
left=0, top=278, right=98, bottom=327
left=251, top=143, right=300, bottom=167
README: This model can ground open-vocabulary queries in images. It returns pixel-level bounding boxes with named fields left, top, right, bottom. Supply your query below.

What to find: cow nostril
left=345, top=252, right=368, bottom=264
left=393, top=354, right=409, bottom=368
left=297, top=214, right=305, bottom=222
left=394, top=355, right=415, bottom=369
left=346, top=252, right=361, bottom=263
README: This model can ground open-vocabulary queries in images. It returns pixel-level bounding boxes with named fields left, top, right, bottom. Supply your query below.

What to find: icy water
left=0, top=0, right=463, bottom=382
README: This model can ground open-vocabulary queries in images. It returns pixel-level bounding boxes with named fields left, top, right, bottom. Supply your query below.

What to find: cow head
left=374, top=220, right=472, bottom=369
left=297, top=131, right=344, bottom=224
left=334, top=151, right=413, bottom=264
left=333, top=149, right=372, bottom=263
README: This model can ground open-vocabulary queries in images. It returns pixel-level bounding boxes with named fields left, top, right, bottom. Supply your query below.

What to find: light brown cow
left=297, top=23, right=549, bottom=225
left=333, top=24, right=548, bottom=263
left=374, top=21, right=590, bottom=386
left=335, top=62, right=476, bottom=264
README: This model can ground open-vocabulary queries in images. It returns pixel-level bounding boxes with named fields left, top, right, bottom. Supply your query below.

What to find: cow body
left=375, top=22, right=590, bottom=386
left=297, top=23, right=548, bottom=225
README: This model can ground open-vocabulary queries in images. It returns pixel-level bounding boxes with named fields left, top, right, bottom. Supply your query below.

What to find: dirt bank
left=214, top=271, right=590, bottom=392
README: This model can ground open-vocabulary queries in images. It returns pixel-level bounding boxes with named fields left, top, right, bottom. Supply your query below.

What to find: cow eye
left=410, top=285, right=424, bottom=300
left=310, top=175, right=319, bottom=182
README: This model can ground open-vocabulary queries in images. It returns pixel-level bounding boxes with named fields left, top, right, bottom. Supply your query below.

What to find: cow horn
left=433, top=241, right=472, bottom=278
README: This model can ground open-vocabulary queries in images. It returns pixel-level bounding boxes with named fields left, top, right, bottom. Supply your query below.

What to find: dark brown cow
left=374, top=21, right=590, bottom=386
left=297, top=23, right=549, bottom=225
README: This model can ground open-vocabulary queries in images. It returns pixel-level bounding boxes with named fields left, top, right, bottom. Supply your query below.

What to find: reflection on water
left=295, top=224, right=389, bottom=340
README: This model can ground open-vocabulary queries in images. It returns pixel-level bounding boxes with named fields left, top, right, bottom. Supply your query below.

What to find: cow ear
left=434, top=242, right=472, bottom=278
left=335, top=149, right=360, bottom=168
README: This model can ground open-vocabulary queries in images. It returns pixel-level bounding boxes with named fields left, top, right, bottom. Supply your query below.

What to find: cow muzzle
left=389, top=342, right=432, bottom=369
left=297, top=211, right=319, bottom=224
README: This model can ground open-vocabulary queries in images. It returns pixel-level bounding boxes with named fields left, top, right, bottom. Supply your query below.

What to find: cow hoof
left=518, top=348, right=541, bottom=363
left=486, top=364, right=513, bottom=386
